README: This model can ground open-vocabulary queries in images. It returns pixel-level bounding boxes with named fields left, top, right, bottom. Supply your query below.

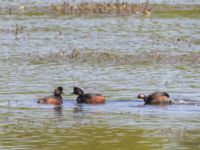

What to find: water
left=0, top=1, right=200, bottom=150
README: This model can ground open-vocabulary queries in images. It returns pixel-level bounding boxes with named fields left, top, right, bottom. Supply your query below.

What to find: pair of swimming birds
left=37, top=86, right=174, bottom=105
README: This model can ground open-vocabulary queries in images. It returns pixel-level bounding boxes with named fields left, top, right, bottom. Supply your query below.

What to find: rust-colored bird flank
left=37, top=87, right=64, bottom=105
left=72, top=87, right=105, bottom=104
left=137, top=91, right=174, bottom=104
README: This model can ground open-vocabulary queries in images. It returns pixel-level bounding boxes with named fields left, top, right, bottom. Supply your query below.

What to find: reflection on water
left=0, top=0, right=200, bottom=149
left=0, top=100, right=200, bottom=149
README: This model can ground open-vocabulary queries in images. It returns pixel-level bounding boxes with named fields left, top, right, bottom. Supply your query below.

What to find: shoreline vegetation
left=0, top=2, right=200, bottom=18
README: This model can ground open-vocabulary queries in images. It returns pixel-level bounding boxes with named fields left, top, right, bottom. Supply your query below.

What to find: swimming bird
left=37, top=87, right=64, bottom=105
left=137, top=91, right=174, bottom=104
left=72, top=87, right=105, bottom=104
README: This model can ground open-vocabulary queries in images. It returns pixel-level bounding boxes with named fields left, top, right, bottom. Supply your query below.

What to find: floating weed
left=4, top=49, right=199, bottom=66
left=14, top=24, right=25, bottom=40
left=73, top=28, right=81, bottom=32
left=25, top=11, right=44, bottom=16
left=30, top=60, right=46, bottom=65
left=154, top=8, right=200, bottom=18
left=95, top=27, right=106, bottom=32
left=192, top=39, right=200, bottom=45
left=190, top=85, right=199, bottom=88
left=175, top=65, right=189, bottom=70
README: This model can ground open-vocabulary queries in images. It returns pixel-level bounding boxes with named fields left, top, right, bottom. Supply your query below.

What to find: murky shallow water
left=0, top=100, right=200, bottom=150
left=0, top=1, right=200, bottom=149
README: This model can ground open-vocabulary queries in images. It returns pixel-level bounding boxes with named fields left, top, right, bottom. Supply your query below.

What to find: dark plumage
left=72, top=87, right=105, bottom=104
left=37, top=87, right=64, bottom=105
left=137, top=91, right=174, bottom=104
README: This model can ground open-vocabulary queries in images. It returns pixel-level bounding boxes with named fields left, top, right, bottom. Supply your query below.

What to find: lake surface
left=0, top=0, right=200, bottom=150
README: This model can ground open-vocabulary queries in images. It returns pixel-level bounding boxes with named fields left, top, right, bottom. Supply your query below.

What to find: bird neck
left=54, top=94, right=62, bottom=100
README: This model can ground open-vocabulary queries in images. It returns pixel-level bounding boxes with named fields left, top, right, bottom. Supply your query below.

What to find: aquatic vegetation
left=3, top=49, right=199, bottom=66
left=1, top=2, right=199, bottom=18
left=0, top=1, right=200, bottom=150
left=25, top=11, right=45, bottom=16
left=154, top=6, right=200, bottom=18
left=14, top=24, right=25, bottom=39
left=192, top=39, right=200, bottom=45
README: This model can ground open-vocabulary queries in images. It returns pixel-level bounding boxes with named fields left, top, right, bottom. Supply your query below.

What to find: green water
left=0, top=1, right=200, bottom=150
left=0, top=101, right=200, bottom=149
